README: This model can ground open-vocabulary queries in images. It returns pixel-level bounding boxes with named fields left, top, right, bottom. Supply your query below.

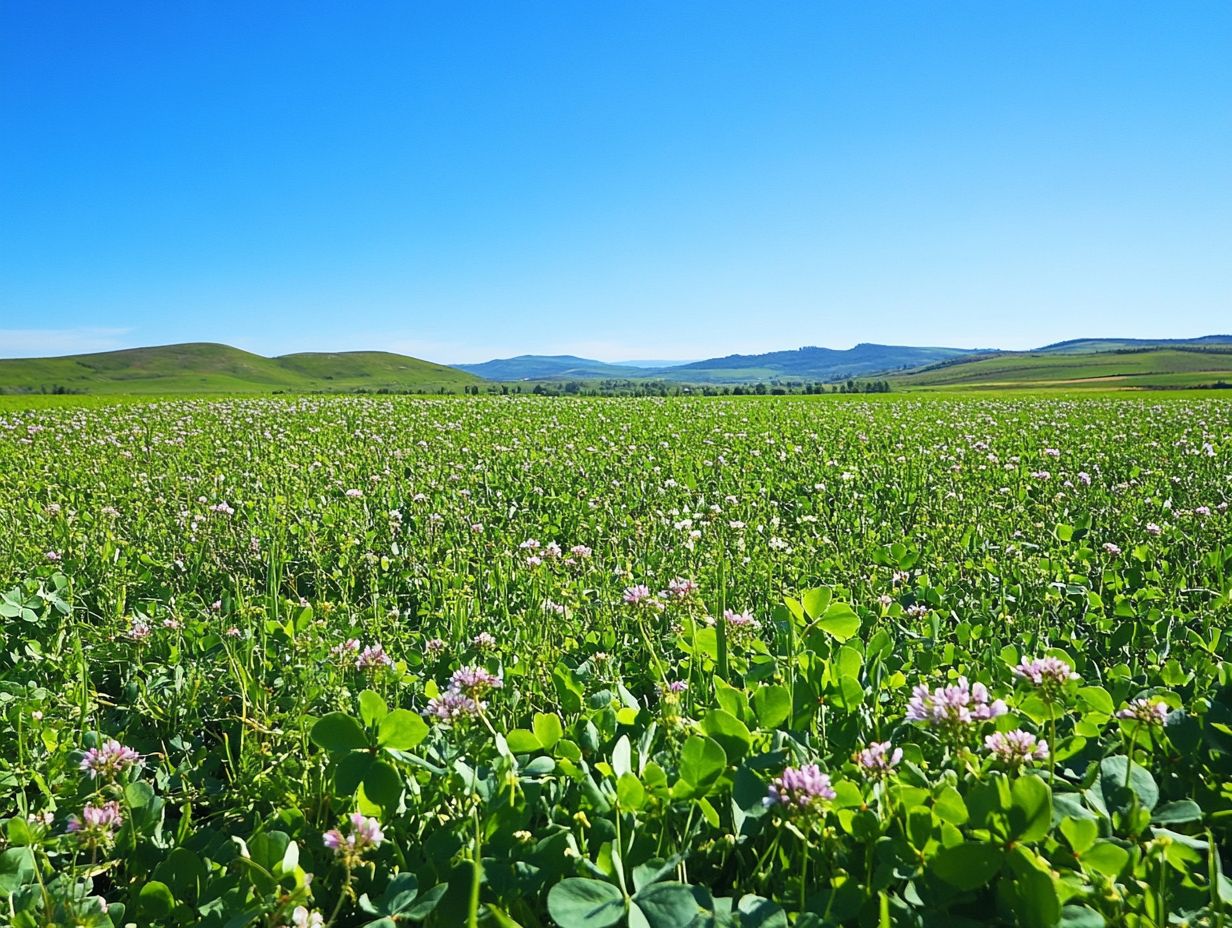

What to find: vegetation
left=0, top=344, right=482, bottom=395
left=0, top=393, right=1230, bottom=927
left=460, top=380, right=890, bottom=397
left=1036, top=336, right=1232, bottom=354
left=650, top=345, right=980, bottom=384
left=458, top=347, right=973, bottom=384
left=893, top=347, right=1232, bottom=391
left=6, top=339, right=1232, bottom=396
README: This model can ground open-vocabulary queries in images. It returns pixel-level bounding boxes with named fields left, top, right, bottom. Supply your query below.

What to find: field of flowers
left=0, top=395, right=1229, bottom=928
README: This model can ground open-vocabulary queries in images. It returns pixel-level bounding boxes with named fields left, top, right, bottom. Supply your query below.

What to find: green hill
left=272, top=350, right=478, bottom=389
left=893, top=346, right=1232, bottom=390
left=1036, top=335, right=1232, bottom=354
left=0, top=343, right=482, bottom=395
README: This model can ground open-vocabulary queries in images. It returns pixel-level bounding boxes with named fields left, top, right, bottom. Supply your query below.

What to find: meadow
left=0, top=394, right=1229, bottom=927
left=893, top=348, right=1232, bottom=391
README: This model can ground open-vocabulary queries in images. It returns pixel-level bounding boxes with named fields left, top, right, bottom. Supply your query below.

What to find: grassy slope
left=0, top=343, right=482, bottom=394
left=894, top=347, right=1232, bottom=390
left=273, top=351, right=478, bottom=389
left=1037, top=335, right=1232, bottom=353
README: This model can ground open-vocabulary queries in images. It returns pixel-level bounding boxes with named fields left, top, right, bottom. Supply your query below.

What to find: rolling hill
left=893, top=346, right=1232, bottom=390
left=0, top=343, right=482, bottom=395
left=1036, top=335, right=1232, bottom=353
left=8, top=337, right=1232, bottom=395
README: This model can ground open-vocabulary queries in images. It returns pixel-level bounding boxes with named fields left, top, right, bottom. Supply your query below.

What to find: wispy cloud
left=0, top=328, right=134, bottom=358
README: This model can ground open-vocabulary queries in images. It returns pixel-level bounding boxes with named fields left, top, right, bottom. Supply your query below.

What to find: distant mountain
left=653, top=343, right=986, bottom=384
left=0, top=343, right=481, bottom=395
left=1036, top=335, right=1232, bottom=353
left=458, top=344, right=985, bottom=384
left=612, top=359, right=695, bottom=369
left=454, top=355, right=640, bottom=380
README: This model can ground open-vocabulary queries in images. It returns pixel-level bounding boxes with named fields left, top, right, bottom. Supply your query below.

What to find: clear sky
left=2, top=2, right=1229, bottom=362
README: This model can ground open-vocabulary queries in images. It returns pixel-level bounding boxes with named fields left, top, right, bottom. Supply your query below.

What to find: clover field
left=1, top=394, right=1230, bottom=928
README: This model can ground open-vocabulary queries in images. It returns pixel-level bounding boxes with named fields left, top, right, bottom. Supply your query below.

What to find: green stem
left=799, top=833, right=809, bottom=913
left=468, top=804, right=482, bottom=928
left=1047, top=706, right=1057, bottom=787
left=323, top=863, right=352, bottom=928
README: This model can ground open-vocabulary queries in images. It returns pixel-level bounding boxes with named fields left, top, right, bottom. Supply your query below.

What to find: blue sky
left=2, top=2, right=1229, bottom=362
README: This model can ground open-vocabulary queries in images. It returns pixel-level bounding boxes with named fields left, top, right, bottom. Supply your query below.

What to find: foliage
left=0, top=394, right=1229, bottom=927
